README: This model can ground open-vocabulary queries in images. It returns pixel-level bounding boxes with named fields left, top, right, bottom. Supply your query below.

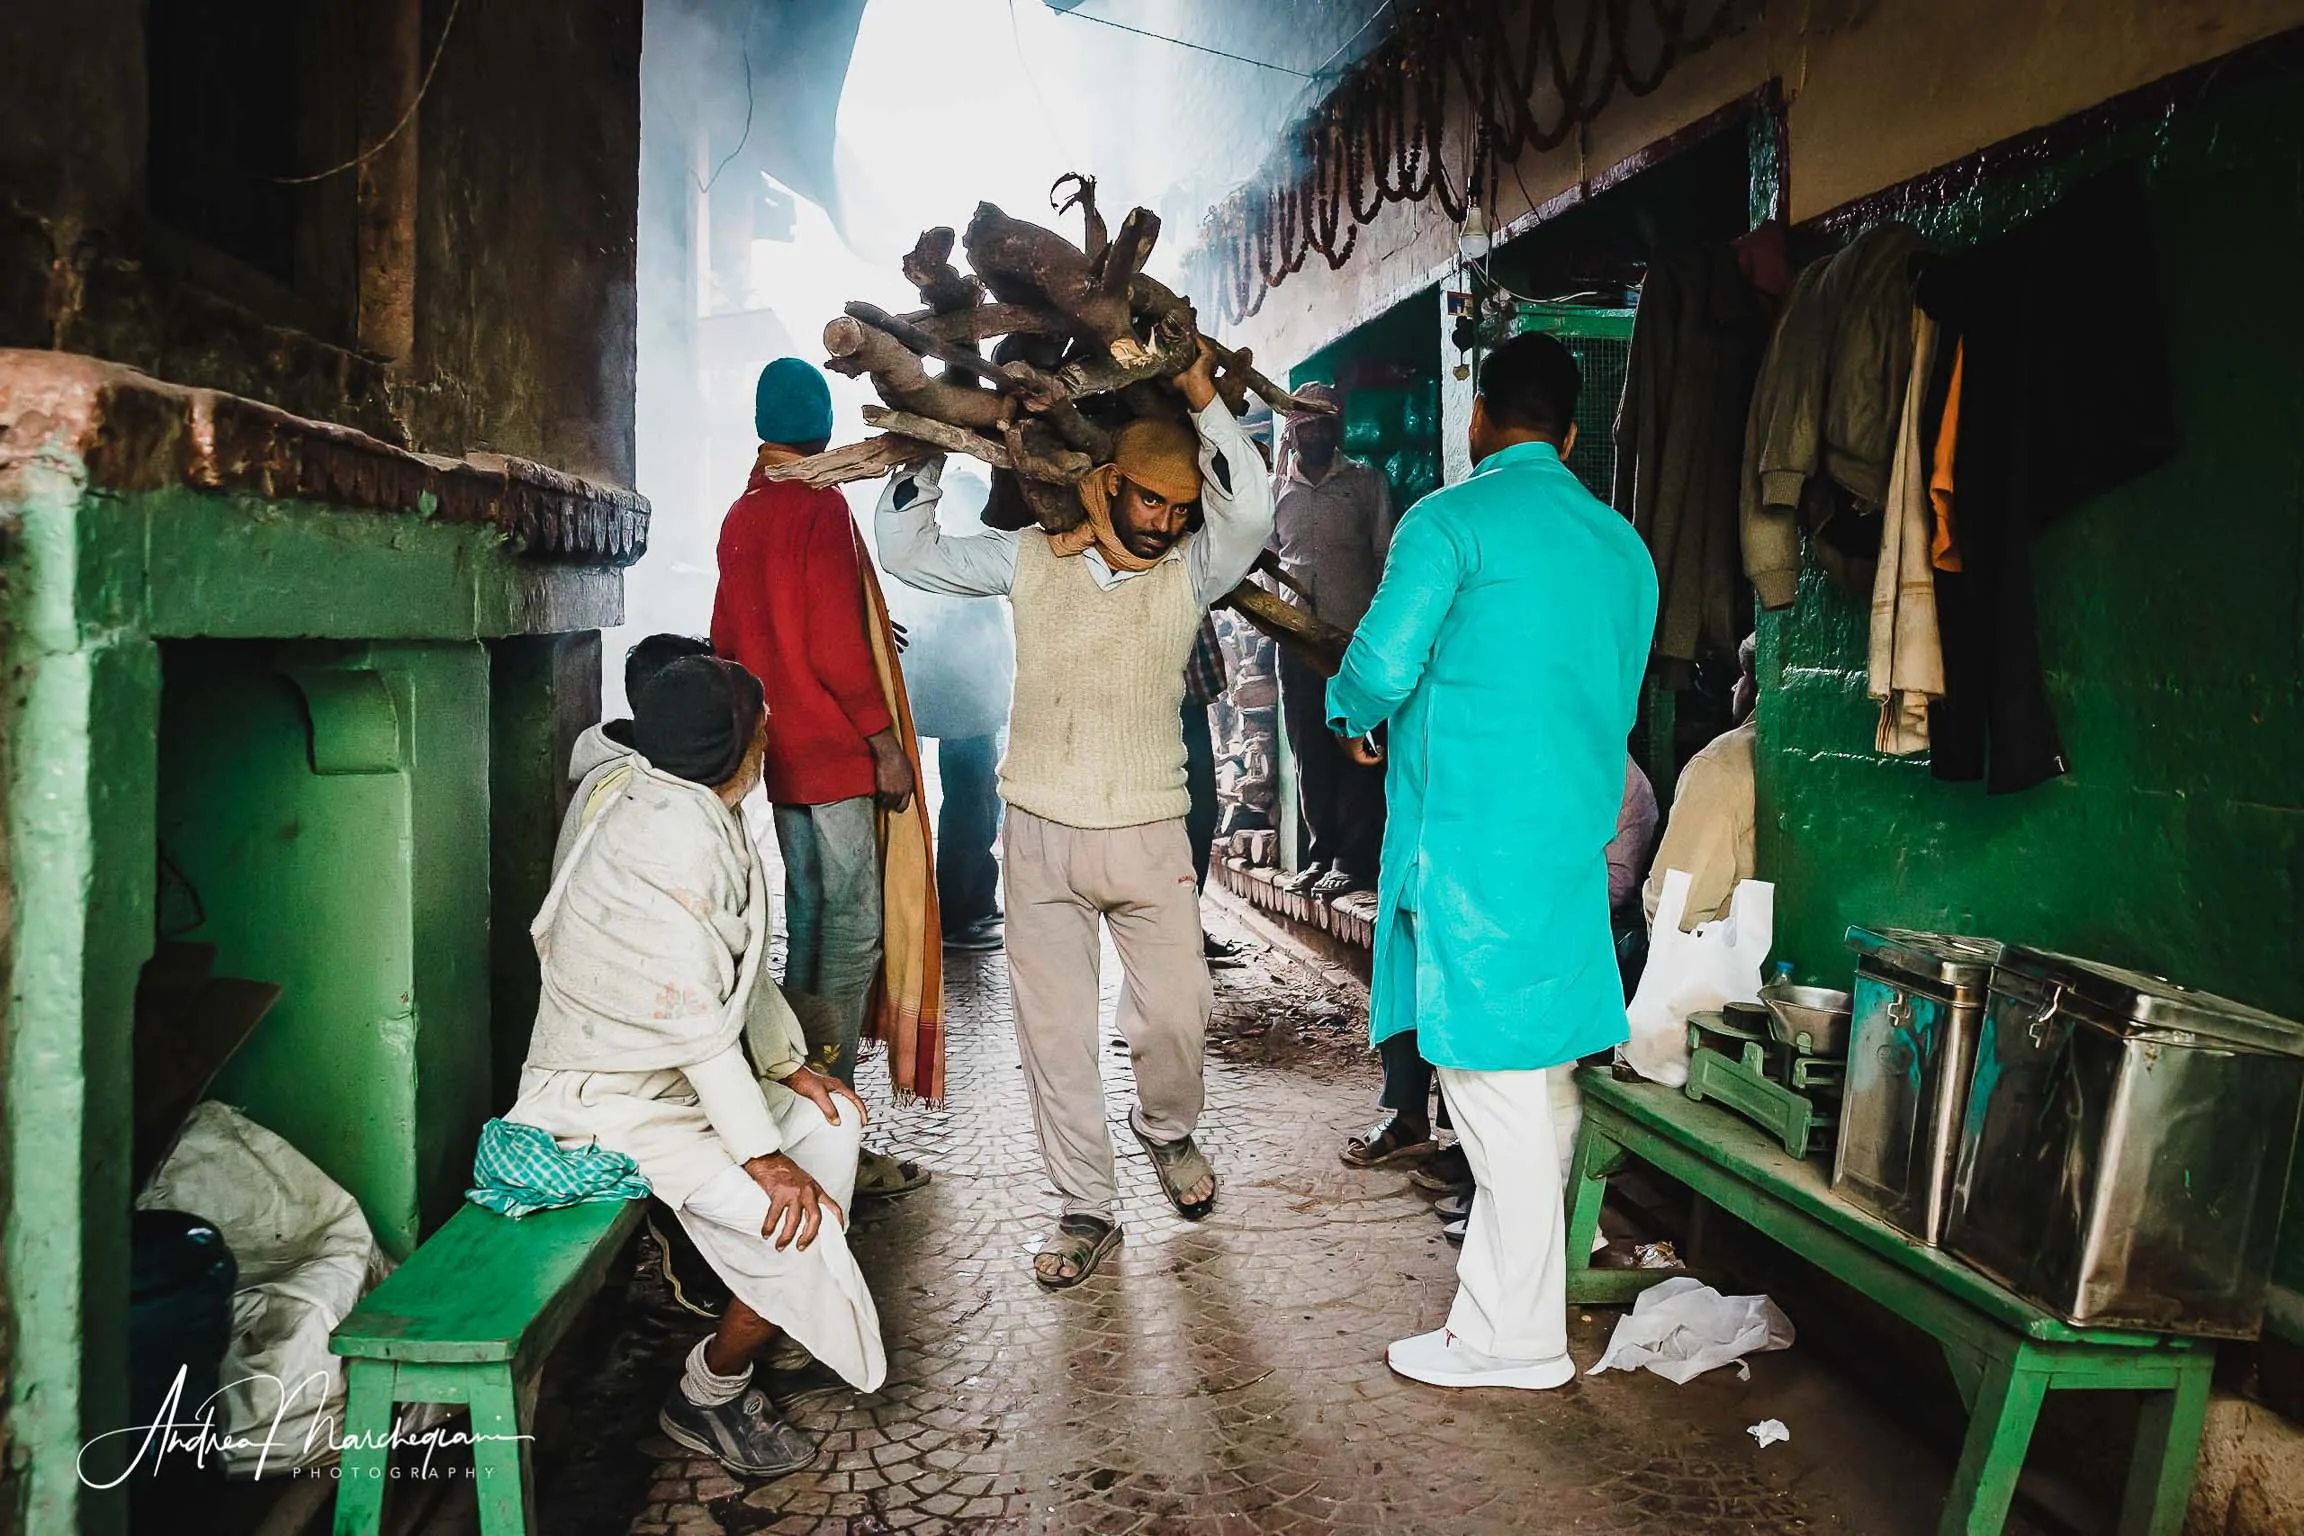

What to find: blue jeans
left=1183, top=700, right=1219, bottom=889
left=773, top=797, right=883, bottom=1086
left=933, top=734, right=1003, bottom=932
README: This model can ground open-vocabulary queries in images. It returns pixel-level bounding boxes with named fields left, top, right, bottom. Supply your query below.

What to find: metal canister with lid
left=1832, top=928, right=2002, bottom=1245
left=1944, top=948, right=2304, bottom=1337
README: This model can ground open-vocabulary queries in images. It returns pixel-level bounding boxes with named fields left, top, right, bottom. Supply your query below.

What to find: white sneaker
left=1386, top=1328, right=1576, bottom=1391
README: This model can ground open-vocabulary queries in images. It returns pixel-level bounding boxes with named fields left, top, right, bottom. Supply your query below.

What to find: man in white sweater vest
left=876, top=342, right=1273, bottom=1287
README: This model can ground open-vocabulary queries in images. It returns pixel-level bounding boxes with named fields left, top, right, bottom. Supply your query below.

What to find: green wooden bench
left=328, top=1196, right=645, bottom=1536
left=1565, top=1069, right=2213, bottom=1536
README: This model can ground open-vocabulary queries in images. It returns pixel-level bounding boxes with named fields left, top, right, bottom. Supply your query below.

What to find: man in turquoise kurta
left=1328, top=332, right=1657, bottom=1391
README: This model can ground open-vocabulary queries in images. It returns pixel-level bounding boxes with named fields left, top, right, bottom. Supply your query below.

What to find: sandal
left=854, top=1148, right=932, bottom=1197
left=1130, top=1115, right=1218, bottom=1219
left=1407, top=1144, right=1472, bottom=1192
left=1033, top=1214, right=1122, bottom=1289
left=1340, top=1115, right=1437, bottom=1169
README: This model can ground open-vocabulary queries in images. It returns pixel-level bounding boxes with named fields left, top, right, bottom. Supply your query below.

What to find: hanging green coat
left=1327, top=441, right=1658, bottom=1072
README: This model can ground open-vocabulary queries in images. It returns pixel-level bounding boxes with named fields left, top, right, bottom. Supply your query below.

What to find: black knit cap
left=632, top=656, right=765, bottom=787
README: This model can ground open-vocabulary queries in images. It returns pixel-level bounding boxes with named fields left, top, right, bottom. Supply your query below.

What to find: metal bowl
left=1760, top=983, right=1853, bottom=1056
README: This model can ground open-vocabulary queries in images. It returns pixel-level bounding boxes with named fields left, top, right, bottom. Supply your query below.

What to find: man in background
left=878, top=464, right=1013, bottom=955
left=1644, top=634, right=1757, bottom=933
left=713, top=357, right=930, bottom=1198
left=1272, top=383, right=1396, bottom=898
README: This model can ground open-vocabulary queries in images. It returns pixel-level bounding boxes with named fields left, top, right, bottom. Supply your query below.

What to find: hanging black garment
left=1916, top=161, right=2177, bottom=793
left=1613, top=245, right=1771, bottom=672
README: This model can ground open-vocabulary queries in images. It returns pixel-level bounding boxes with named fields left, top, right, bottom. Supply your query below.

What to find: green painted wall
left=157, top=641, right=494, bottom=1258
left=1756, top=68, right=2304, bottom=1289
left=487, top=632, right=602, bottom=1111
left=3, top=463, right=619, bottom=1534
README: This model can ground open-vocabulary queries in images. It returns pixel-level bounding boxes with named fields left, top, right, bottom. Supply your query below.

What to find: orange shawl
left=856, top=531, right=946, bottom=1103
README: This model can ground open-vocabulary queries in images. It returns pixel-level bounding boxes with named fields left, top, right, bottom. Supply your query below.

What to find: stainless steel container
left=1944, top=948, right=2304, bottom=1337
left=1833, top=928, right=2001, bottom=1246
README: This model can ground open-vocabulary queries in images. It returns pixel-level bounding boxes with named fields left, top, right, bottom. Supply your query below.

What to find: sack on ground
left=137, top=1101, right=391, bottom=1475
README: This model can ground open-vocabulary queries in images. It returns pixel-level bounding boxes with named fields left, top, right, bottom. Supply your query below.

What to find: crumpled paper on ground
left=1587, top=1276, right=1795, bottom=1384
left=1748, top=1419, right=1790, bottom=1448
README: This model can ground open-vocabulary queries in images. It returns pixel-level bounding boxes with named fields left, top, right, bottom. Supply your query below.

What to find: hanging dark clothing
left=1916, top=161, right=2176, bottom=793
left=1613, top=245, right=1772, bottom=669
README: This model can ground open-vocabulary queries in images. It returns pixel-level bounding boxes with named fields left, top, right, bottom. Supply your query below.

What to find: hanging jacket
left=1742, top=223, right=1929, bottom=608
left=1612, top=244, right=1771, bottom=667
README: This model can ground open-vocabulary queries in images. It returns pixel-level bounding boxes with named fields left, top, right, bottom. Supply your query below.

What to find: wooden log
left=1249, top=547, right=1312, bottom=604
left=844, top=302, right=1016, bottom=393
left=1051, top=173, right=1108, bottom=262
left=859, top=405, right=1093, bottom=483
left=1095, top=206, right=1160, bottom=296
left=1128, top=274, right=1333, bottom=415
left=823, top=315, right=1006, bottom=431
left=757, top=434, right=936, bottom=490
left=902, top=228, right=983, bottom=313
left=1220, top=583, right=1353, bottom=677
left=1053, top=309, right=1198, bottom=397
left=998, top=361, right=1113, bottom=459
left=906, top=302, right=1070, bottom=345
left=964, top=201, right=1140, bottom=363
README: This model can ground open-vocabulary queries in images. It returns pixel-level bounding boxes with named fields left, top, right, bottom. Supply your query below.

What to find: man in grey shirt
left=1272, top=384, right=1396, bottom=896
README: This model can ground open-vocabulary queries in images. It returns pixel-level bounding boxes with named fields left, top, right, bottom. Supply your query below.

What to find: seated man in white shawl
left=509, top=653, right=885, bottom=1480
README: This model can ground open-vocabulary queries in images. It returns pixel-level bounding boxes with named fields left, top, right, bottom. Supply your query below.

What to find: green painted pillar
left=487, top=633, right=603, bottom=1112
left=4, top=454, right=157, bottom=1536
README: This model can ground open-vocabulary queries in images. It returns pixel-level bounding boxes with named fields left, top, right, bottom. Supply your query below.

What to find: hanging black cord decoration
left=1194, top=0, right=1747, bottom=323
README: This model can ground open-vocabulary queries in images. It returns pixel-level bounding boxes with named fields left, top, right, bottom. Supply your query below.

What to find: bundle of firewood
left=762, top=175, right=1350, bottom=671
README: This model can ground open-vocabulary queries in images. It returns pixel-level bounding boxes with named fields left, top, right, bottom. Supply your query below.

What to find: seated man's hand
left=743, top=1152, right=843, bottom=1251
left=782, top=1064, right=868, bottom=1128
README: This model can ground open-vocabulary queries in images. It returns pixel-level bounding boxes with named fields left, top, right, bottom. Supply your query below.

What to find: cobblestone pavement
left=520, top=910, right=1991, bottom=1536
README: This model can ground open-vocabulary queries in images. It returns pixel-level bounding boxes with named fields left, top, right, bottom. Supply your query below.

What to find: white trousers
left=678, top=1094, right=888, bottom=1393
left=1435, top=1063, right=1577, bottom=1362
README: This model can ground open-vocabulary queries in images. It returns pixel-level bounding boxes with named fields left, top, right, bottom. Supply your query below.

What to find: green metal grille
left=1492, top=302, right=1638, bottom=499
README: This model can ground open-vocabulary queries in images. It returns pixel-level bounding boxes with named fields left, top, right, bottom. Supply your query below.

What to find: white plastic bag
left=1587, top=1275, right=1795, bottom=1384
left=1623, top=870, right=1775, bottom=1087
left=137, top=1102, right=391, bottom=1476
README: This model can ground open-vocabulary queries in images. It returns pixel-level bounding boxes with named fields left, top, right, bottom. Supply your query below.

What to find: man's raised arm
left=874, top=456, right=1022, bottom=598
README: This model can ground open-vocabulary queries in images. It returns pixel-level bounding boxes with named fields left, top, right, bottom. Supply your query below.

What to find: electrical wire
left=695, top=4, right=761, bottom=196
left=1046, top=7, right=1312, bottom=76
left=273, top=0, right=464, bottom=185
left=1006, top=0, right=1079, bottom=168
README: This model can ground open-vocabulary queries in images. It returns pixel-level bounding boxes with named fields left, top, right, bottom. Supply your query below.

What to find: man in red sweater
left=713, top=357, right=926, bottom=1197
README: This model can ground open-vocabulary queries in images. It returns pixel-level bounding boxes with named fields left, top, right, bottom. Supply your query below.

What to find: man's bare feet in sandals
left=1033, top=1214, right=1122, bottom=1289
left=1129, top=1113, right=1217, bottom=1219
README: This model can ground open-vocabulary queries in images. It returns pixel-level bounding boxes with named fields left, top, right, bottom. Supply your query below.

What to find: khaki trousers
left=1003, top=808, right=1212, bottom=1220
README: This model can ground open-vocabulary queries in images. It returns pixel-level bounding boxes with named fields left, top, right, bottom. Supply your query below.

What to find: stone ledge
left=0, top=349, right=647, bottom=567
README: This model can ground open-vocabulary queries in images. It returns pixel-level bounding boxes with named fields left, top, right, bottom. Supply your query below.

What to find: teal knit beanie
left=754, top=357, right=833, bottom=447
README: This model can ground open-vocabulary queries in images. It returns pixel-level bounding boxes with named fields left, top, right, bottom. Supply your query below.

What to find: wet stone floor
left=513, top=905, right=1994, bottom=1536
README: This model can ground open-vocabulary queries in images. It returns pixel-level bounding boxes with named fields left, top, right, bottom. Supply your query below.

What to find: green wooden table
left=1565, top=1069, right=2213, bottom=1536
left=328, top=1197, right=644, bottom=1536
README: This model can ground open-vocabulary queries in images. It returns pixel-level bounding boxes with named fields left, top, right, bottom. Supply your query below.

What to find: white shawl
left=525, top=759, right=803, bottom=1077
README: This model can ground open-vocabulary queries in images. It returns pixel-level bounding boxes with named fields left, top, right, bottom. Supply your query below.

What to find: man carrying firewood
left=874, top=339, right=1272, bottom=1288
